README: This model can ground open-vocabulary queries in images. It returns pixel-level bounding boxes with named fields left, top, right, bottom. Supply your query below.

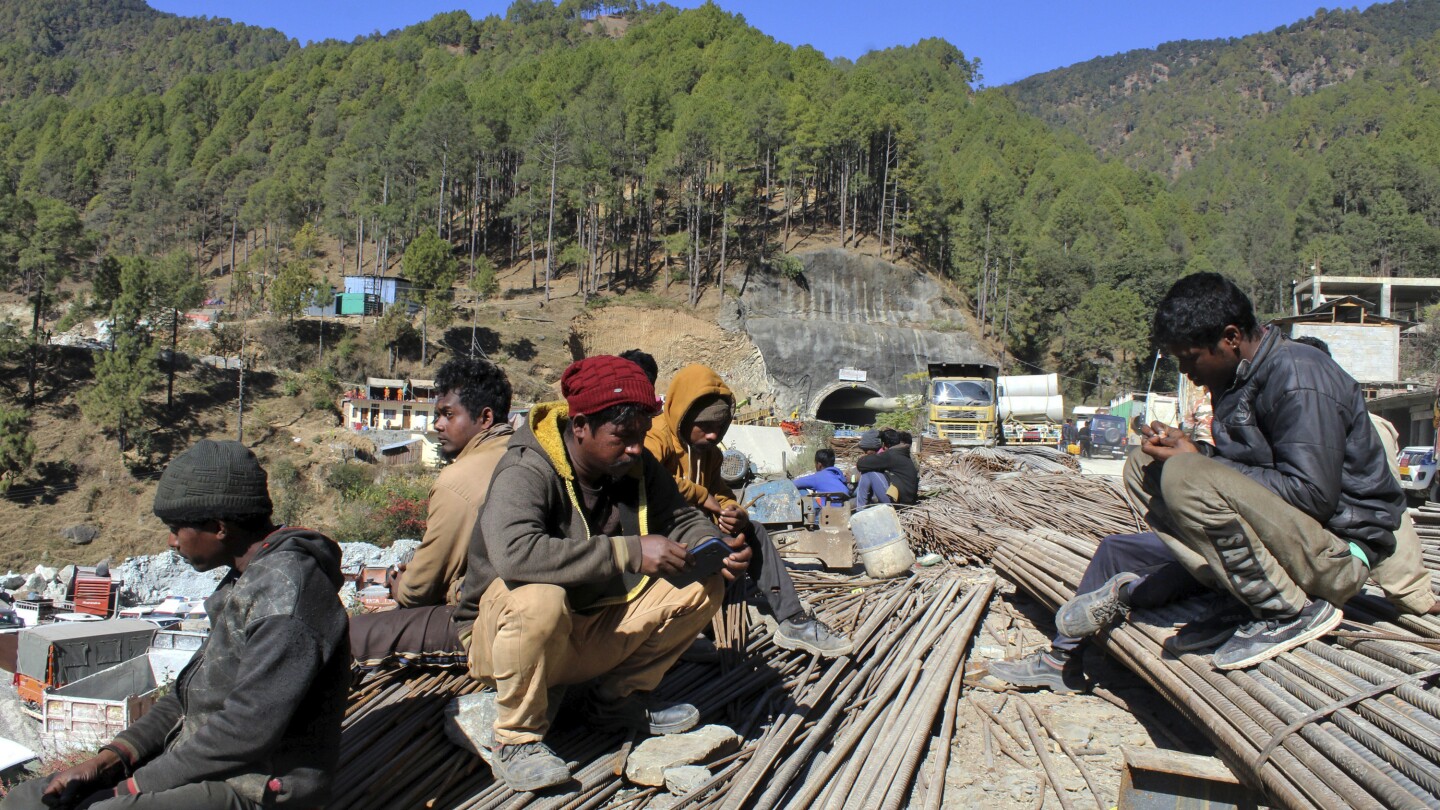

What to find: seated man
left=856, top=428, right=919, bottom=507
left=853, top=431, right=887, bottom=507
left=794, top=448, right=849, bottom=506
left=450, top=356, right=751, bottom=792
left=645, top=363, right=851, bottom=657
left=3, top=440, right=350, bottom=810
left=985, top=276, right=1434, bottom=687
left=350, top=357, right=513, bottom=670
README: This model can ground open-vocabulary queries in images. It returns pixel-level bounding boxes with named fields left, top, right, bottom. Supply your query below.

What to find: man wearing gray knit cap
left=1, top=440, right=350, bottom=810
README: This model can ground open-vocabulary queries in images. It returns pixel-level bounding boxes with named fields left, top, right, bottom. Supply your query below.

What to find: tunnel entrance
left=814, top=384, right=884, bottom=427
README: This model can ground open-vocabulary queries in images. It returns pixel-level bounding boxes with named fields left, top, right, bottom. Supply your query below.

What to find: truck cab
left=927, top=363, right=999, bottom=447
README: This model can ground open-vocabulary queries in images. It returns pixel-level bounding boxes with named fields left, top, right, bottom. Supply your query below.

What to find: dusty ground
left=1079, top=455, right=1127, bottom=478
left=940, top=583, right=1214, bottom=808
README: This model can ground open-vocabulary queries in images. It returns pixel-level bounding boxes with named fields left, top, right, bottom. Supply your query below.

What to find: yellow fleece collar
left=528, top=401, right=575, bottom=481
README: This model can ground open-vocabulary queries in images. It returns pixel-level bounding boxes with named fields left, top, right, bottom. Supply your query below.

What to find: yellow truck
left=927, top=362, right=999, bottom=447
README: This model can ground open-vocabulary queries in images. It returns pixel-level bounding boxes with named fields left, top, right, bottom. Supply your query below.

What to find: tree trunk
left=545, top=155, right=557, bottom=303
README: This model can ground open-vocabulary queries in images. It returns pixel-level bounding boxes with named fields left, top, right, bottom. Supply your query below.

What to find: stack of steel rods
left=900, top=464, right=1142, bottom=561
left=333, top=569, right=938, bottom=809
left=994, top=526, right=1440, bottom=810
left=1413, top=507, right=1440, bottom=593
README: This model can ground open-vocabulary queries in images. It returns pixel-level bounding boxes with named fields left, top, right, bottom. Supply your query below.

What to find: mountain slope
left=0, top=0, right=295, bottom=102
left=1006, top=0, right=1440, bottom=175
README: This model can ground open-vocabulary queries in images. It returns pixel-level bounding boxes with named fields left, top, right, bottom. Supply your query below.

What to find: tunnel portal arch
left=812, top=382, right=885, bottom=427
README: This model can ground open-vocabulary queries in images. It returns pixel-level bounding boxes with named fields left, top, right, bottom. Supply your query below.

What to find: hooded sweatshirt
left=645, top=364, right=738, bottom=511
left=110, top=528, right=350, bottom=807
left=453, top=402, right=717, bottom=625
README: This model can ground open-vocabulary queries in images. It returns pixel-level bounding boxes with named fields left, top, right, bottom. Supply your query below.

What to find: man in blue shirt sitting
left=794, top=448, right=849, bottom=506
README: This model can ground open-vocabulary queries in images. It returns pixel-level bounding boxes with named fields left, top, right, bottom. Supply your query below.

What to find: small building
left=342, top=275, right=420, bottom=307
left=1271, top=296, right=1410, bottom=387
left=342, top=377, right=439, bottom=433
left=1292, top=274, right=1440, bottom=321
left=1367, top=385, right=1439, bottom=450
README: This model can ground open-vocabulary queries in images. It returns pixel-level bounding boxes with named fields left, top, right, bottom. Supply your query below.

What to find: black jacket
left=856, top=445, right=919, bottom=505
left=111, top=528, right=351, bottom=807
left=1203, top=329, right=1404, bottom=564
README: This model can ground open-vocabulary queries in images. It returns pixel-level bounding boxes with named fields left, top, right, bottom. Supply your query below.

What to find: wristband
left=98, top=744, right=134, bottom=777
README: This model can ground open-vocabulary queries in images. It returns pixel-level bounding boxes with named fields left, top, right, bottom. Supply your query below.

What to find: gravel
left=114, top=539, right=422, bottom=605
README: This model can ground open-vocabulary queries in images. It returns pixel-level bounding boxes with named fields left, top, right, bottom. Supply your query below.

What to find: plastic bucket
left=849, top=506, right=915, bottom=579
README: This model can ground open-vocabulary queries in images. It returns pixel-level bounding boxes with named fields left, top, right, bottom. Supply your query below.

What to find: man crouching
left=2, top=440, right=350, bottom=810
left=450, top=356, right=750, bottom=792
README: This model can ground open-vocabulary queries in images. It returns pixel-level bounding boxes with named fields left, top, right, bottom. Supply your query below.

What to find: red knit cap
left=561, top=356, right=662, bottom=417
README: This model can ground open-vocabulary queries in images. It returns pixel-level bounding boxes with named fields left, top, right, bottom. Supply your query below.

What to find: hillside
left=1007, top=0, right=1440, bottom=176
left=2, top=0, right=1440, bottom=571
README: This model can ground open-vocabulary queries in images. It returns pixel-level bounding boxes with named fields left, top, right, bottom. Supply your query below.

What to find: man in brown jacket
left=350, top=357, right=513, bottom=669
left=449, top=356, right=750, bottom=792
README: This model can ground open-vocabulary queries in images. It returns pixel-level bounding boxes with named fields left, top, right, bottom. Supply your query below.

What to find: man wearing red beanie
left=447, top=356, right=751, bottom=792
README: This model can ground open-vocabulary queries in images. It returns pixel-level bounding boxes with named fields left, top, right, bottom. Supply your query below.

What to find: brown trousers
left=462, top=576, right=723, bottom=745
left=1124, top=450, right=1368, bottom=616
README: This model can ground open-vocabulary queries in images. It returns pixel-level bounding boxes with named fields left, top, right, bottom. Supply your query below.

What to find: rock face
left=726, top=248, right=992, bottom=420
left=625, top=725, right=740, bottom=786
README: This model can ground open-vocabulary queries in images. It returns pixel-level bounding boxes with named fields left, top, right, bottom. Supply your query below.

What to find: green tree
left=269, top=257, right=317, bottom=323
left=1060, top=284, right=1149, bottom=401
left=402, top=227, right=458, bottom=364
left=0, top=406, right=35, bottom=493
left=81, top=257, right=161, bottom=454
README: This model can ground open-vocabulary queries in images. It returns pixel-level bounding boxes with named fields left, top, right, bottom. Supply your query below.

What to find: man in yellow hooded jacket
left=643, top=361, right=852, bottom=657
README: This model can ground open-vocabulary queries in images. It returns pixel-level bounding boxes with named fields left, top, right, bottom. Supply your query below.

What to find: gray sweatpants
left=1124, top=450, right=1369, bottom=617
left=0, top=777, right=257, bottom=810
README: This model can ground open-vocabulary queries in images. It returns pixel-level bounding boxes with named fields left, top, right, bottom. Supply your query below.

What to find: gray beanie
left=858, top=430, right=882, bottom=451
left=153, top=439, right=273, bottom=523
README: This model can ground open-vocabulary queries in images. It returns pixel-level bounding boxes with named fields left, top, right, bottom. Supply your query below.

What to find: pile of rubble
left=1, top=540, right=421, bottom=608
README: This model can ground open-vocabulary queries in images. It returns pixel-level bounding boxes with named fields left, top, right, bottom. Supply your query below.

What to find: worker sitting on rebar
left=645, top=361, right=852, bottom=658
left=445, top=356, right=750, bottom=792
left=349, top=357, right=514, bottom=670
left=856, top=428, right=919, bottom=507
left=979, top=275, right=1428, bottom=686
left=1121, top=273, right=1408, bottom=669
left=2, top=441, right=351, bottom=810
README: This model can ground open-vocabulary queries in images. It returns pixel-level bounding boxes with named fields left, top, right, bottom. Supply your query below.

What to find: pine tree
left=80, top=258, right=161, bottom=454
left=0, top=406, right=35, bottom=493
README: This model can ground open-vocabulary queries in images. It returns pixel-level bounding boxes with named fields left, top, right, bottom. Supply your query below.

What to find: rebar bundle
left=334, top=568, right=991, bottom=810
left=994, top=526, right=1440, bottom=810
left=900, top=462, right=1142, bottom=562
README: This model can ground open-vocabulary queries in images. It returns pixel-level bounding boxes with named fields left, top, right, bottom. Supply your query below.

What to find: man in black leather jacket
left=1073, top=272, right=1405, bottom=671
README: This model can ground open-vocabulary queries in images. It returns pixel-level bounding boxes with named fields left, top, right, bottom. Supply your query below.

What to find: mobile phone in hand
left=664, top=537, right=731, bottom=589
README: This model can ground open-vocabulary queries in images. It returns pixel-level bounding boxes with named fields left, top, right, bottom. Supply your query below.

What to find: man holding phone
left=645, top=363, right=851, bottom=657
left=450, top=356, right=750, bottom=792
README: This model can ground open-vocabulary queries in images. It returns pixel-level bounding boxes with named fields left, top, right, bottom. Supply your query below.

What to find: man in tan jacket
left=350, top=356, right=514, bottom=668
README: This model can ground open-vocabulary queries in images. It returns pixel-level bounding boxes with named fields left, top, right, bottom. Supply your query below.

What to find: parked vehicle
left=1085, top=414, right=1129, bottom=459
left=14, top=618, right=157, bottom=705
left=41, top=631, right=203, bottom=751
left=1398, top=446, right=1438, bottom=505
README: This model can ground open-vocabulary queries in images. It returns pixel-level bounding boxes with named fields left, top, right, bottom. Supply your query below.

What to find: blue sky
left=146, top=1, right=1384, bottom=86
